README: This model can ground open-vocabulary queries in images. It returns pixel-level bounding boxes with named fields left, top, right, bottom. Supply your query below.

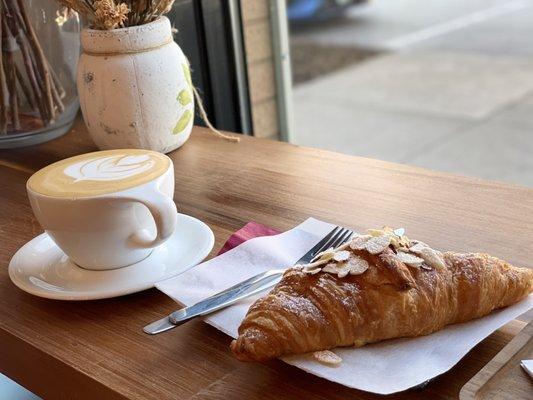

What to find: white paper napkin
left=156, top=218, right=533, bottom=395
left=521, top=360, right=533, bottom=379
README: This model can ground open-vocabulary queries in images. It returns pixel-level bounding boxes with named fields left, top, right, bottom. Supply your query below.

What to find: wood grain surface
left=0, top=117, right=532, bottom=400
left=460, top=320, right=533, bottom=399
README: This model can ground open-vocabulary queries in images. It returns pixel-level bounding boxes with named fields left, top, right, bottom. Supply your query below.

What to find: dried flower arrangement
left=55, top=0, right=176, bottom=30
left=0, top=0, right=67, bottom=135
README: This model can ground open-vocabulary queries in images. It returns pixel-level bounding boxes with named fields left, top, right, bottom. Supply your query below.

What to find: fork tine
left=305, top=226, right=340, bottom=257
left=330, top=229, right=353, bottom=249
left=326, top=228, right=348, bottom=249
left=312, top=227, right=345, bottom=256
left=297, top=226, right=341, bottom=265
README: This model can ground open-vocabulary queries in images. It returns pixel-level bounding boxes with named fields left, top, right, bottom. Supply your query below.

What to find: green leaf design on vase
left=182, top=62, right=192, bottom=88
left=173, top=109, right=192, bottom=135
left=173, top=62, right=193, bottom=135
left=177, top=89, right=192, bottom=106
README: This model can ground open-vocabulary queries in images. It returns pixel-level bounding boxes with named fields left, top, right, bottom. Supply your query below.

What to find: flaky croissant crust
left=231, top=239, right=533, bottom=362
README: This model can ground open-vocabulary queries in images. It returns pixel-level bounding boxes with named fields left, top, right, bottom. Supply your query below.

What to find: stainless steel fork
left=143, top=226, right=354, bottom=335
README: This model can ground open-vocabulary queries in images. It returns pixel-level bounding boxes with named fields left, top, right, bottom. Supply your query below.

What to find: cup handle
left=126, top=193, right=178, bottom=249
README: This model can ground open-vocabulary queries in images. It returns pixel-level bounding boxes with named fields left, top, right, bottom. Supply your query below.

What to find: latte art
left=64, top=154, right=156, bottom=182
left=28, top=149, right=171, bottom=198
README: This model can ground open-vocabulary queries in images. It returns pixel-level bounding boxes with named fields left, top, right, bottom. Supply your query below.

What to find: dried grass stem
left=55, top=0, right=176, bottom=30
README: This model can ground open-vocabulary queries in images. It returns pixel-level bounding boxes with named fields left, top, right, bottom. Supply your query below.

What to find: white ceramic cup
left=26, top=150, right=177, bottom=270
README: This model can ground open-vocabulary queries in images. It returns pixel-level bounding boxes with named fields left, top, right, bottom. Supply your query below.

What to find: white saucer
left=9, top=213, right=214, bottom=300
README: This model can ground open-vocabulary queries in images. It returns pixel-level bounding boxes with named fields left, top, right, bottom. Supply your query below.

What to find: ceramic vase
left=77, top=17, right=194, bottom=154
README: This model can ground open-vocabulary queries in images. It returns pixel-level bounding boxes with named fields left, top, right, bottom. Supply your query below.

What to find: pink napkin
left=218, top=221, right=280, bottom=255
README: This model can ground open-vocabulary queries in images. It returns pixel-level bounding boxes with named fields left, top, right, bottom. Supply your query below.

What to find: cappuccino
left=27, top=149, right=177, bottom=269
left=28, top=149, right=170, bottom=198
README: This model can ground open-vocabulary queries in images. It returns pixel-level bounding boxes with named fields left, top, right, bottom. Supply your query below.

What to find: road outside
left=290, top=0, right=533, bottom=187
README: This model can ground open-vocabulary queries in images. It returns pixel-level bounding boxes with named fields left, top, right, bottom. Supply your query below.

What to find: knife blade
left=143, top=270, right=283, bottom=335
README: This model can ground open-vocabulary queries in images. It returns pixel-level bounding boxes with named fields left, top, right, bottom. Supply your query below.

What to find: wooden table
left=0, top=118, right=531, bottom=400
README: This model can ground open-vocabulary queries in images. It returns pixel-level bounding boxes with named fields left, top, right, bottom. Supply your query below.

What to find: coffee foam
left=28, top=149, right=170, bottom=198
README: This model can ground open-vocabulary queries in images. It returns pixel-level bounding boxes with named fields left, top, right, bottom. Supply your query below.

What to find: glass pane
left=288, top=0, right=533, bottom=187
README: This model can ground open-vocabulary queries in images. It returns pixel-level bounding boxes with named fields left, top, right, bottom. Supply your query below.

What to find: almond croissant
left=231, top=228, right=533, bottom=362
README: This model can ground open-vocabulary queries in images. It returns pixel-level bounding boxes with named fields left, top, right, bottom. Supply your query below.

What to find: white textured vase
left=77, top=17, right=194, bottom=153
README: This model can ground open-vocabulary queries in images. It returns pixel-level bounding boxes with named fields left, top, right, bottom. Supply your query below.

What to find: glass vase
left=0, top=0, right=80, bottom=148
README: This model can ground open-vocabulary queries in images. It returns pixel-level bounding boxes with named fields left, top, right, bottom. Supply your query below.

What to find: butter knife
left=143, top=269, right=284, bottom=335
